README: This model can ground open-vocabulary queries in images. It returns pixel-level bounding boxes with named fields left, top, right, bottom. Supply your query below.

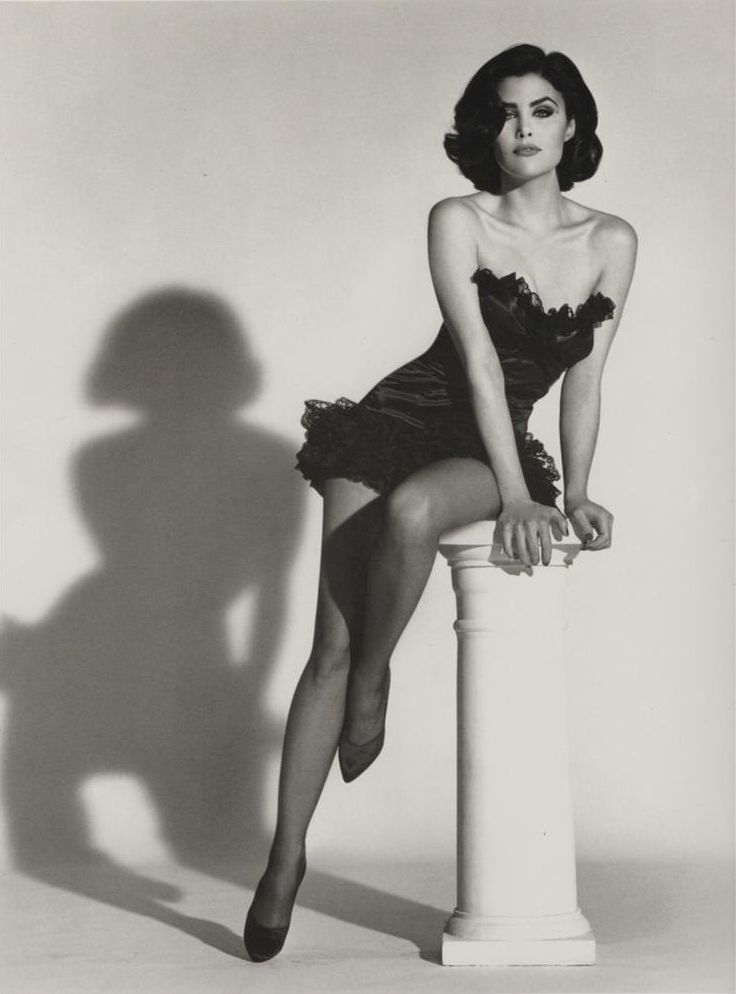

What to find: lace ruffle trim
left=295, top=397, right=561, bottom=506
left=471, top=268, right=616, bottom=333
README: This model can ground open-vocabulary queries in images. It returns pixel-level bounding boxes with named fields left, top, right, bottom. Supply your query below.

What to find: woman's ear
left=564, top=117, right=576, bottom=142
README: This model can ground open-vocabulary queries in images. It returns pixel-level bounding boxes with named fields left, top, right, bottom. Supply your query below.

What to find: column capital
left=439, top=520, right=581, bottom=571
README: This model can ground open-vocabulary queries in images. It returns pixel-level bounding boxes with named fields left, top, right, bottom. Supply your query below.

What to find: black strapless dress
left=295, top=268, right=616, bottom=507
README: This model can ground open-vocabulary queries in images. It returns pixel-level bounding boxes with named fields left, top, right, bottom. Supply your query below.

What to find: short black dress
left=295, top=268, right=616, bottom=507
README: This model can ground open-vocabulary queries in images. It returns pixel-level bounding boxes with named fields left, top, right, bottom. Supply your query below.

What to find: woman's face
left=493, top=73, right=575, bottom=186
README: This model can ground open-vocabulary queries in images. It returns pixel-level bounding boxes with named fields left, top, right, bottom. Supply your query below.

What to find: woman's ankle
left=348, top=665, right=389, bottom=701
left=267, top=840, right=306, bottom=874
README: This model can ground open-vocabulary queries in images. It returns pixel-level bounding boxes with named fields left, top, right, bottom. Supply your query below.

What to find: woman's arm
left=428, top=198, right=567, bottom=564
left=428, top=199, right=528, bottom=503
left=559, top=217, right=638, bottom=549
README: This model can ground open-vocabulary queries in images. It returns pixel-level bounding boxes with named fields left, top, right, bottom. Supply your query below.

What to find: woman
left=244, top=42, right=637, bottom=961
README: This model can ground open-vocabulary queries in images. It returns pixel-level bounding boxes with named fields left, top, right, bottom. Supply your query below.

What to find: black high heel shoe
left=338, top=669, right=391, bottom=783
left=243, top=855, right=306, bottom=963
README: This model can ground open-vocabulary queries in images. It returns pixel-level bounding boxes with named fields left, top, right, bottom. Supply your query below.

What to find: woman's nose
left=516, top=121, right=533, bottom=138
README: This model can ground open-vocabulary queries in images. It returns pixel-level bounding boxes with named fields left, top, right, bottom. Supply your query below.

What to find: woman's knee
left=383, top=484, right=439, bottom=543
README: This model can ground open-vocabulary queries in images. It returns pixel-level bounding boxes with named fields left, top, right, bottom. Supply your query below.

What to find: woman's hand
left=493, top=500, right=569, bottom=567
left=564, top=496, right=614, bottom=550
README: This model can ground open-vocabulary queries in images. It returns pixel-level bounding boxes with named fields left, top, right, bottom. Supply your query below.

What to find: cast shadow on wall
left=0, top=289, right=303, bottom=951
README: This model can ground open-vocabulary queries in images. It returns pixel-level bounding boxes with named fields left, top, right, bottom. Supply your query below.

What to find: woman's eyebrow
left=500, top=97, right=559, bottom=108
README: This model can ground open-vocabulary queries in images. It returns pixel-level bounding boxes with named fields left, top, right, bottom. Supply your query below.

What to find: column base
left=441, top=908, right=596, bottom=966
left=441, top=931, right=596, bottom=967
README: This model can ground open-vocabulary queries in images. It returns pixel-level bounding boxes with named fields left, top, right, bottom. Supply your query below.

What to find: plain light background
left=0, top=0, right=733, bottom=879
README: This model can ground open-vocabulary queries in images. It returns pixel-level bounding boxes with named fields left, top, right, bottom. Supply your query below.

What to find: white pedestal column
left=438, top=521, right=594, bottom=967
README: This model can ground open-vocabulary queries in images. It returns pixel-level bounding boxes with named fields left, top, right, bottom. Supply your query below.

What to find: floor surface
left=1, top=858, right=733, bottom=994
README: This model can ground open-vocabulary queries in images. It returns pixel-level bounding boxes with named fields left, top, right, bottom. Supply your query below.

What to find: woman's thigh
left=309, top=478, right=383, bottom=661
left=386, top=457, right=502, bottom=537
left=308, top=458, right=499, bottom=656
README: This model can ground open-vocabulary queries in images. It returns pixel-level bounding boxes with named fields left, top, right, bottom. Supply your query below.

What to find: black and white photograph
left=0, top=1, right=733, bottom=992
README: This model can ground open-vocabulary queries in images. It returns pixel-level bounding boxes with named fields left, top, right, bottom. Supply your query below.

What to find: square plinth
left=441, top=931, right=596, bottom=967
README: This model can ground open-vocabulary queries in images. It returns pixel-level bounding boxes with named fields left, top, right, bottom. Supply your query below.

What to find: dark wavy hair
left=444, top=44, right=602, bottom=193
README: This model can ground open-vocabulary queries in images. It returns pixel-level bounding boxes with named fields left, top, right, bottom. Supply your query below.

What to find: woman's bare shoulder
left=566, top=199, right=638, bottom=251
left=565, top=202, right=638, bottom=296
left=594, top=215, right=637, bottom=279
left=560, top=200, right=637, bottom=280
left=428, top=193, right=486, bottom=222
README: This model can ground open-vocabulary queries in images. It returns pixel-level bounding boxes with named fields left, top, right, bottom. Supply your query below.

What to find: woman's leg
left=249, top=477, right=382, bottom=926
left=344, top=457, right=501, bottom=744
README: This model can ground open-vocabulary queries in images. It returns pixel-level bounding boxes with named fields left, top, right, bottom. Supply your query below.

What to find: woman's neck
left=495, top=174, right=567, bottom=236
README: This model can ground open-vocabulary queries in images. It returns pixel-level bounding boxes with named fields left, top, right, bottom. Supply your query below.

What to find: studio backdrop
left=0, top=0, right=732, bottom=872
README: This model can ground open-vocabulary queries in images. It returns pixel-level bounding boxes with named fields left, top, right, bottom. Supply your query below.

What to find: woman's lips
left=514, top=147, right=541, bottom=156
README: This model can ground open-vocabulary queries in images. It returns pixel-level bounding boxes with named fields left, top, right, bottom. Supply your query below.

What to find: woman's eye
left=503, top=107, right=553, bottom=121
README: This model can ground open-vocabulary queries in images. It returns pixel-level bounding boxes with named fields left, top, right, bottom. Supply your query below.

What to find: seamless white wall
left=0, top=0, right=732, bottom=872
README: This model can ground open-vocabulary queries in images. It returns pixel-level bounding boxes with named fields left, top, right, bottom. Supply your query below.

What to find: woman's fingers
left=525, top=521, right=540, bottom=566
left=585, top=510, right=613, bottom=550
left=492, top=520, right=503, bottom=554
left=550, top=510, right=568, bottom=542
left=570, top=507, right=594, bottom=545
left=494, top=520, right=518, bottom=559
left=503, top=521, right=516, bottom=559
left=538, top=521, right=553, bottom=566
left=496, top=502, right=591, bottom=566
left=569, top=506, right=614, bottom=550
left=514, top=522, right=530, bottom=566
